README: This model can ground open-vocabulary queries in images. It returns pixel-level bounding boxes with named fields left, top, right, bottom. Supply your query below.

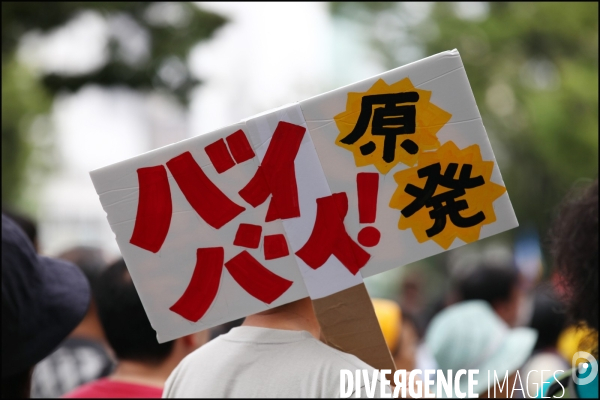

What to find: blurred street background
left=2, top=1, right=598, bottom=339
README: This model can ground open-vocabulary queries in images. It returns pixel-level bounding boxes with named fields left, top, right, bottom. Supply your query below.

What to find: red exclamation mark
left=356, top=172, right=381, bottom=247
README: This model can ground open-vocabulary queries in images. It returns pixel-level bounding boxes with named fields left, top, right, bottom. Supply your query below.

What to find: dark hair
left=456, top=263, right=519, bottom=306
left=1, top=367, right=31, bottom=398
left=57, top=246, right=107, bottom=294
left=550, top=179, right=598, bottom=332
left=95, top=259, right=174, bottom=364
left=529, top=284, right=567, bottom=351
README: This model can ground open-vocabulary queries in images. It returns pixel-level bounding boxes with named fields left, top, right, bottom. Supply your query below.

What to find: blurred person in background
left=63, top=259, right=209, bottom=398
left=454, top=260, right=523, bottom=327
left=542, top=179, right=598, bottom=398
left=520, top=284, right=568, bottom=398
left=31, top=246, right=116, bottom=398
left=2, top=215, right=90, bottom=398
left=372, top=298, right=420, bottom=372
left=425, top=300, right=537, bottom=398
left=398, top=270, right=429, bottom=336
left=403, top=311, right=436, bottom=372
left=396, top=268, right=442, bottom=372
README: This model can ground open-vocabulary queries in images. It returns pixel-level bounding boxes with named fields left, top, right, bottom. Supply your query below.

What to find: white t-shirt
left=163, top=326, right=390, bottom=398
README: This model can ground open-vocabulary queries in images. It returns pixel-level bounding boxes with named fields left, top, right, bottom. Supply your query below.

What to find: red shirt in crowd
left=62, top=378, right=163, bottom=398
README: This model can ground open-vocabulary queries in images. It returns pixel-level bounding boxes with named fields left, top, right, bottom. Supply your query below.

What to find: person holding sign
left=89, top=50, right=519, bottom=398
left=163, top=297, right=391, bottom=398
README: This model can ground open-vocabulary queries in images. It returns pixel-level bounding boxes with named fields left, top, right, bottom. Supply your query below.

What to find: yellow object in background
left=557, top=324, right=598, bottom=361
left=371, top=298, right=402, bottom=355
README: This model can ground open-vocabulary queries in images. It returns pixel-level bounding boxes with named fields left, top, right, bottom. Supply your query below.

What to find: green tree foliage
left=331, top=2, right=598, bottom=239
left=1, top=2, right=226, bottom=208
left=2, top=57, right=52, bottom=209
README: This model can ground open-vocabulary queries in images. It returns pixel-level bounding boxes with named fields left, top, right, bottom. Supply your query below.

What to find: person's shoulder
left=163, top=335, right=233, bottom=398
left=163, top=335, right=229, bottom=393
left=176, top=334, right=227, bottom=367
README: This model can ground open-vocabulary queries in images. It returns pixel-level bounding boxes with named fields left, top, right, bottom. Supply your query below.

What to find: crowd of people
left=2, top=178, right=597, bottom=398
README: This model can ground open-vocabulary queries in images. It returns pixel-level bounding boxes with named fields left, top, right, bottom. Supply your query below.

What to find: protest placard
left=90, top=49, right=517, bottom=369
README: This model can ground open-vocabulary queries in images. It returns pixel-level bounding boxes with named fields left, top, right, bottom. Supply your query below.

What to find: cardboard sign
left=90, top=49, right=517, bottom=344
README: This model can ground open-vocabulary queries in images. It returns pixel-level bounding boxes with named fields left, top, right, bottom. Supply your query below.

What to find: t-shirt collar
left=223, top=326, right=314, bottom=344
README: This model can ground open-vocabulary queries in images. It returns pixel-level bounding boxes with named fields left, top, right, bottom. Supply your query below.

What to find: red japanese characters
left=238, top=121, right=306, bottom=222
left=264, top=234, right=290, bottom=260
left=234, top=223, right=262, bottom=249
left=129, top=123, right=375, bottom=323
left=225, top=251, right=293, bottom=305
left=204, top=138, right=236, bottom=173
left=129, top=127, right=305, bottom=322
left=204, top=129, right=256, bottom=173
left=226, top=129, right=256, bottom=164
left=169, top=247, right=224, bottom=323
left=167, top=151, right=246, bottom=230
left=170, top=248, right=293, bottom=322
left=295, top=192, right=370, bottom=275
left=356, top=172, right=381, bottom=247
left=129, top=166, right=172, bottom=253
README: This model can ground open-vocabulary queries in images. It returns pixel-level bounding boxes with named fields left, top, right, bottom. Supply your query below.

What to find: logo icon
left=572, top=351, right=598, bottom=386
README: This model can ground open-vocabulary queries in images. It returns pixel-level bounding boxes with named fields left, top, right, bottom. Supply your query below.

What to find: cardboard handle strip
left=312, top=283, right=396, bottom=374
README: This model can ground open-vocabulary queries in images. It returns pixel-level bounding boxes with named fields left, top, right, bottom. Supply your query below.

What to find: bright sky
left=16, top=2, right=386, bottom=255
left=189, top=2, right=333, bottom=134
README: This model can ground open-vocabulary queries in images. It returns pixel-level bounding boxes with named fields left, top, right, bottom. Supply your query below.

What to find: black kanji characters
left=340, top=92, right=420, bottom=163
left=401, top=162, right=486, bottom=237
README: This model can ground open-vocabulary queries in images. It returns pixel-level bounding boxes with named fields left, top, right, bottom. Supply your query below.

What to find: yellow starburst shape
left=389, top=141, right=506, bottom=249
left=334, top=77, right=452, bottom=174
